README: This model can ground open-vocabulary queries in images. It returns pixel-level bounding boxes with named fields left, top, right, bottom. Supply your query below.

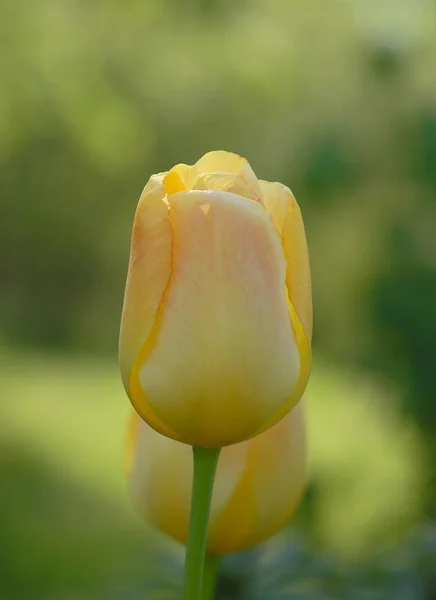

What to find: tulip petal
left=260, top=181, right=313, bottom=341
left=194, top=150, right=253, bottom=177
left=129, top=414, right=250, bottom=545
left=193, top=151, right=263, bottom=201
left=136, top=190, right=301, bottom=447
left=165, top=163, right=196, bottom=190
left=162, top=169, right=187, bottom=195
left=193, top=172, right=262, bottom=204
left=208, top=404, right=305, bottom=553
left=118, top=175, right=172, bottom=399
left=160, top=151, right=263, bottom=202
left=207, top=447, right=257, bottom=553
left=245, top=402, right=306, bottom=546
left=251, top=297, right=310, bottom=437
left=130, top=414, right=191, bottom=543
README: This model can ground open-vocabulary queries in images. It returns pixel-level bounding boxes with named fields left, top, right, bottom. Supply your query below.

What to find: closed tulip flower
left=126, top=403, right=306, bottom=555
left=119, top=151, right=312, bottom=448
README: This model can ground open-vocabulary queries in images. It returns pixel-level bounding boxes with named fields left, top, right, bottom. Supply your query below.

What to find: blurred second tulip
left=126, top=403, right=306, bottom=555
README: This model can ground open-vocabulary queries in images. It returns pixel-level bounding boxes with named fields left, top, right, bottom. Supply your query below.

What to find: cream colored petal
left=259, top=180, right=289, bottom=234
left=137, top=190, right=301, bottom=447
left=260, top=181, right=312, bottom=341
left=210, top=442, right=252, bottom=521
left=193, top=172, right=262, bottom=203
left=207, top=403, right=306, bottom=554
left=161, top=163, right=194, bottom=193
left=243, top=402, right=306, bottom=545
left=157, top=151, right=263, bottom=200
left=130, top=415, right=192, bottom=544
left=194, top=151, right=263, bottom=201
left=195, top=150, right=252, bottom=176
left=118, top=175, right=172, bottom=391
left=129, top=413, right=250, bottom=545
left=249, top=297, right=310, bottom=438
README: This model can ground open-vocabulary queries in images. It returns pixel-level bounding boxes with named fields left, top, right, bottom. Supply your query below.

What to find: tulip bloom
left=119, top=151, right=312, bottom=448
left=126, top=403, right=306, bottom=555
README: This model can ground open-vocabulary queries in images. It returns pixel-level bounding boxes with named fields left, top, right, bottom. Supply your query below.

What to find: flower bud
left=120, top=151, right=312, bottom=447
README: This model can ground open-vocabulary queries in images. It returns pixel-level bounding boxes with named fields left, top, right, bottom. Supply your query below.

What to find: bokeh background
left=1, top=0, right=436, bottom=598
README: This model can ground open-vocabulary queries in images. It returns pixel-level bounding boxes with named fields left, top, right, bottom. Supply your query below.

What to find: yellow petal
left=160, top=162, right=198, bottom=194
left=207, top=446, right=257, bottom=553
left=194, top=150, right=251, bottom=177
left=208, top=404, right=306, bottom=553
left=129, top=413, right=250, bottom=545
left=162, top=169, right=187, bottom=195
left=193, top=172, right=261, bottom=204
left=193, top=151, right=263, bottom=202
left=250, top=297, right=310, bottom=437
left=136, top=190, right=301, bottom=447
left=118, top=175, right=172, bottom=392
left=130, top=413, right=191, bottom=544
left=241, top=402, right=306, bottom=547
left=260, top=181, right=313, bottom=341
left=160, top=151, right=263, bottom=202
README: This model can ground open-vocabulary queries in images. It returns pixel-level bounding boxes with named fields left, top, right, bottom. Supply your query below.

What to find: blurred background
left=1, top=0, right=436, bottom=598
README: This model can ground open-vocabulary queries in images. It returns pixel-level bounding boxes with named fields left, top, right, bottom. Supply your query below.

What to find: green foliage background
left=1, top=0, right=435, bottom=598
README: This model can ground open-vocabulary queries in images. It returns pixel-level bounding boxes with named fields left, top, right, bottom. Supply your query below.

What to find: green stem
left=182, top=446, right=221, bottom=600
left=201, top=555, right=219, bottom=600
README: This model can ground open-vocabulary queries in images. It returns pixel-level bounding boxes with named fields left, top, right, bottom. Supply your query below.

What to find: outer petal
left=134, top=190, right=301, bottom=447
left=194, top=150, right=253, bottom=174
left=208, top=403, right=306, bottom=554
left=119, top=176, right=183, bottom=439
left=119, top=175, right=172, bottom=389
left=130, top=414, right=191, bottom=543
left=259, top=181, right=313, bottom=341
left=193, top=173, right=261, bottom=204
left=193, top=151, right=263, bottom=202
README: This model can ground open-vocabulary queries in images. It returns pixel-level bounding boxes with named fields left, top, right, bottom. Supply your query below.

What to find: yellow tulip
left=126, top=403, right=306, bottom=555
left=119, top=151, right=312, bottom=447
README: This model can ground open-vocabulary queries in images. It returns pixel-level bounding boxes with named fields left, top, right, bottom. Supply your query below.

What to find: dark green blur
left=1, top=0, right=435, bottom=598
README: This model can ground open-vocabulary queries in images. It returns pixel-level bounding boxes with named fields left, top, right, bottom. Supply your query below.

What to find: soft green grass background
left=0, top=350, right=426, bottom=598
